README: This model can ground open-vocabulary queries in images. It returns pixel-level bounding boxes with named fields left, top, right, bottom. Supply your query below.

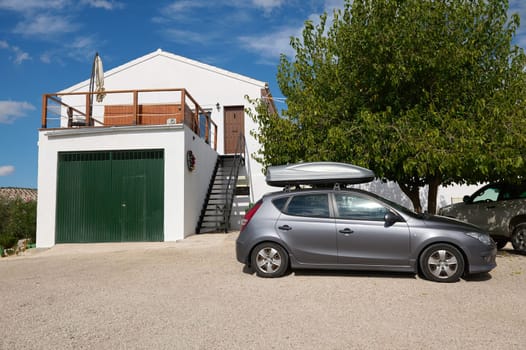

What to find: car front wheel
left=511, top=224, right=526, bottom=253
left=419, top=244, right=465, bottom=282
left=251, top=242, right=289, bottom=278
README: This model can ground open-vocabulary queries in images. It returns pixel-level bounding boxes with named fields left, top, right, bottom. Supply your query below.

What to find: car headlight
left=465, top=231, right=492, bottom=246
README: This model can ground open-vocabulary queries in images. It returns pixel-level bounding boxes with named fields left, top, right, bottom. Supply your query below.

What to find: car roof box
left=265, top=162, right=375, bottom=187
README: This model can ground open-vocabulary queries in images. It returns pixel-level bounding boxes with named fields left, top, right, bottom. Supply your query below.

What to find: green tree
left=251, top=0, right=526, bottom=213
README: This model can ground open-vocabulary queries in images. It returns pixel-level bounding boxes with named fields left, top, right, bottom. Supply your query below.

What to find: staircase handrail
left=243, top=136, right=254, bottom=204
left=223, top=133, right=246, bottom=232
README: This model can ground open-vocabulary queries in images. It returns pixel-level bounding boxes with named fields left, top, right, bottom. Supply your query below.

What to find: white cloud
left=158, top=0, right=208, bottom=22
left=166, top=0, right=206, bottom=13
left=164, top=28, right=217, bottom=44
left=0, top=40, right=31, bottom=64
left=13, top=14, right=78, bottom=36
left=251, top=0, right=284, bottom=13
left=80, top=0, right=124, bottom=10
left=12, top=46, right=31, bottom=64
left=0, top=0, right=69, bottom=12
left=0, top=165, right=15, bottom=176
left=68, top=36, right=98, bottom=59
left=39, top=52, right=52, bottom=64
left=0, top=101, right=36, bottom=124
left=239, top=25, right=298, bottom=61
left=36, top=35, right=100, bottom=64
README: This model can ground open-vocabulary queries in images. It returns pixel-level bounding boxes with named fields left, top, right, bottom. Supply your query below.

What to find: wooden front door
left=224, top=106, right=245, bottom=154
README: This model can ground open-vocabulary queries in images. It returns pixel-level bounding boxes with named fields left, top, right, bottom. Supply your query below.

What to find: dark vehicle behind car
left=439, top=182, right=526, bottom=252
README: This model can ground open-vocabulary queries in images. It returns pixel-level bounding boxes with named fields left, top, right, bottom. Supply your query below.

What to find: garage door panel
left=56, top=150, right=164, bottom=243
left=56, top=152, right=114, bottom=243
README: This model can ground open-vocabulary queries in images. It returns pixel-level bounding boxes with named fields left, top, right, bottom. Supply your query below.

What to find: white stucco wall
left=36, top=124, right=217, bottom=247
left=183, top=127, right=220, bottom=236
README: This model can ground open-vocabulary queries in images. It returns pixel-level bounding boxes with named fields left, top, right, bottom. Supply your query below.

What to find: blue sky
left=0, top=0, right=525, bottom=189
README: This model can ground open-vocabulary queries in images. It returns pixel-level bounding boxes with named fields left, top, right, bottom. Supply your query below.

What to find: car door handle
left=339, top=228, right=354, bottom=235
left=278, top=225, right=292, bottom=231
left=486, top=205, right=496, bottom=209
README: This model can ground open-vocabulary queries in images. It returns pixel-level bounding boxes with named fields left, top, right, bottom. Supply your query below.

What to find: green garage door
left=55, top=150, right=164, bottom=243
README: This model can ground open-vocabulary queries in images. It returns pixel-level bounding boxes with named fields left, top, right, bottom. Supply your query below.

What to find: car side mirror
left=384, top=211, right=400, bottom=226
left=463, top=195, right=470, bottom=203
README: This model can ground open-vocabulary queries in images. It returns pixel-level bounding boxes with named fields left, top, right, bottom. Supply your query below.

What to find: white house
left=36, top=49, right=276, bottom=247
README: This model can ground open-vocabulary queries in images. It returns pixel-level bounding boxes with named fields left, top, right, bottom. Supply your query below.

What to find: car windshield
left=471, top=186, right=500, bottom=203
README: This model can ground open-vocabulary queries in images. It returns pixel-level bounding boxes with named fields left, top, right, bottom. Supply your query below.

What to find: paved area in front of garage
left=1, top=233, right=525, bottom=349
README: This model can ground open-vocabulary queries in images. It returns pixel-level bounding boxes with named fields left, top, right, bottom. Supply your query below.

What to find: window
left=334, top=193, right=388, bottom=221
left=502, top=184, right=526, bottom=200
left=284, top=194, right=330, bottom=218
left=272, top=196, right=289, bottom=211
left=472, top=186, right=500, bottom=203
left=199, top=110, right=212, bottom=142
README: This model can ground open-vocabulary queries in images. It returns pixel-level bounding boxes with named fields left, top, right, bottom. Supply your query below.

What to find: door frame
left=223, top=105, right=245, bottom=154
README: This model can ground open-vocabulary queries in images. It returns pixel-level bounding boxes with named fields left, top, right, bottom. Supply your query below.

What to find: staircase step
left=196, top=154, right=245, bottom=234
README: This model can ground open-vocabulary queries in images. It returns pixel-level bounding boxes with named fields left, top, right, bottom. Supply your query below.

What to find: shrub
left=0, top=196, right=37, bottom=249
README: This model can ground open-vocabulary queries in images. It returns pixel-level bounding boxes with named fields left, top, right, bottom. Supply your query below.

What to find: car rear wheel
left=251, top=242, right=289, bottom=278
left=511, top=224, right=526, bottom=253
left=419, top=244, right=465, bottom=283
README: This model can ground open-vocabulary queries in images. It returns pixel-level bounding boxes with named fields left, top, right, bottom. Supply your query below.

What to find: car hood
left=438, top=202, right=465, bottom=213
left=418, top=213, right=482, bottom=232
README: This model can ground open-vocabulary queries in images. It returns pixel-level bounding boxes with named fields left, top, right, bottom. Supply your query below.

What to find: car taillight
left=240, top=201, right=262, bottom=232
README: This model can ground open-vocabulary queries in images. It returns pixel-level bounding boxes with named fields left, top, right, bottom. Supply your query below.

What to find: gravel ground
left=1, top=233, right=525, bottom=350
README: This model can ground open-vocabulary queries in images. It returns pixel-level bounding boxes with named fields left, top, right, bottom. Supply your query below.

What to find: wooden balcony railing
left=41, top=88, right=218, bottom=150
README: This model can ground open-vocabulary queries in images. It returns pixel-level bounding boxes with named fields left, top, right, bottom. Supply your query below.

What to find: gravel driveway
left=1, top=233, right=525, bottom=349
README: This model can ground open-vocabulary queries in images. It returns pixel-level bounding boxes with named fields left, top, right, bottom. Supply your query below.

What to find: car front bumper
left=468, top=245, right=497, bottom=274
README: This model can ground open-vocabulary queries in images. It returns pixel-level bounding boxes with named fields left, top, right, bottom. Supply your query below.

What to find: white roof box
left=266, top=162, right=375, bottom=187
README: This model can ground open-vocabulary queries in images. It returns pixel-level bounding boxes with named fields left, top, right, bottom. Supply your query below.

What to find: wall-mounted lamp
left=216, top=102, right=220, bottom=111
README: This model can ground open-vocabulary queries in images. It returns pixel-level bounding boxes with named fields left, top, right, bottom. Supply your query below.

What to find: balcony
left=41, top=88, right=218, bottom=150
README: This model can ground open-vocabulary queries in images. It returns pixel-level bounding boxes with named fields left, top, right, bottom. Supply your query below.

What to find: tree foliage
left=0, top=197, right=37, bottom=250
left=250, top=0, right=526, bottom=213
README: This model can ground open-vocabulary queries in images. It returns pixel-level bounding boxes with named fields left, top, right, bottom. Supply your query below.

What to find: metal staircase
left=196, top=135, right=246, bottom=233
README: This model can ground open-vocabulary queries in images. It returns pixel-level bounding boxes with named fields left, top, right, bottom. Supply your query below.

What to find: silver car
left=236, top=188, right=497, bottom=282
left=439, top=183, right=526, bottom=252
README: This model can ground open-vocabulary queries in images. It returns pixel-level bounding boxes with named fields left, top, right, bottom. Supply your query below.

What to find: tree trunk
left=427, top=176, right=441, bottom=215
left=398, top=182, right=422, bottom=213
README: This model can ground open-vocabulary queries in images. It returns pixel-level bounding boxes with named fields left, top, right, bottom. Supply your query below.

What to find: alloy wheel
left=512, top=225, right=526, bottom=252
left=256, top=247, right=282, bottom=274
left=426, top=249, right=459, bottom=279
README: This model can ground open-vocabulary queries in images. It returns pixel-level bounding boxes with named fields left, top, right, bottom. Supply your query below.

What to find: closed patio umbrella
left=94, top=53, right=105, bottom=102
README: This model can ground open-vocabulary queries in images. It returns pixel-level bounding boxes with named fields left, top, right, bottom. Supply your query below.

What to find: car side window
left=334, top=193, right=388, bottom=221
left=504, top=184, right=526, bottom=200
left=472, top=187, right=500, bottom=203
left=283, top=194, right=330, bottom=218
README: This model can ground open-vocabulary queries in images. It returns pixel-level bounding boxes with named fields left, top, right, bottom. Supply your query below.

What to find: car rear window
left=283, top=193, right=330, bottom=218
